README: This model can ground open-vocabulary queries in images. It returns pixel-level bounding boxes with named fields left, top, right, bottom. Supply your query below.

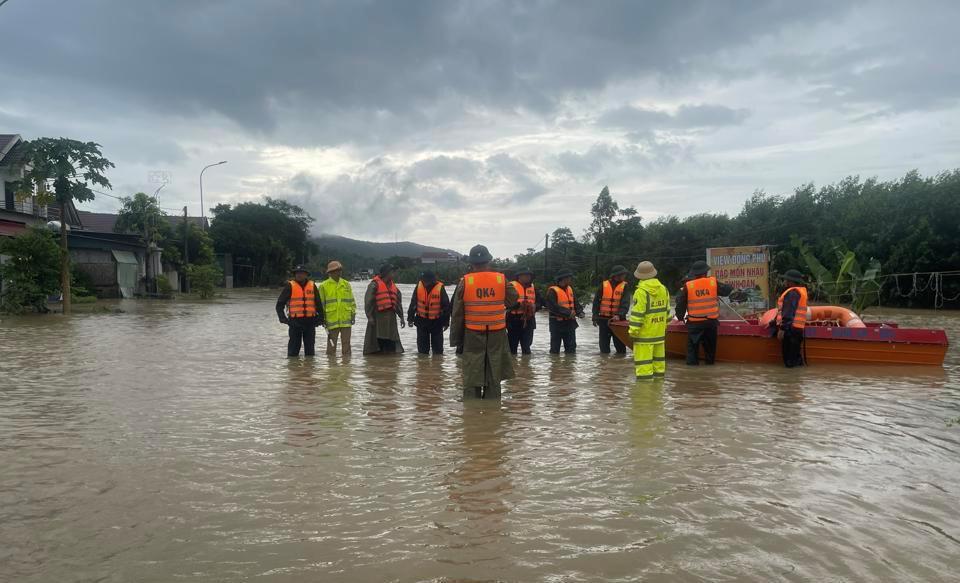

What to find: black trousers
left=782, top=327, right=805, bottom=367
left=416, top=319, right=445, bottom=354
left=597, top=317, right=627, bottom=354
left=507, top=317, right=535, bottom=355
left=686, top=319, right=718, bottom=365
left=549, top=320, right=577, bottom=354
left=288, top=318, right=317, bottom=356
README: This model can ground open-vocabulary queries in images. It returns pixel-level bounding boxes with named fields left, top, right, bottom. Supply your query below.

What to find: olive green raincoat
left=363, top=280, right=405, bottom=354
left=449, top=278, right=519, bottom=392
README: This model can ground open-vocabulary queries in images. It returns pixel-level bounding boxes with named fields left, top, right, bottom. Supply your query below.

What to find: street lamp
left=199, top=160, right=227, bottom=230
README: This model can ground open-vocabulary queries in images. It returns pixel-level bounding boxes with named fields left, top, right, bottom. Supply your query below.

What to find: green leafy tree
left=17, top=138, right=114, bottom=314
left=792, top=237, right=882, bottom=313
left=0, top=226, right=61, bottom=314
left=116, top=192, right=164, bottom=242
left=186, top=263, right=223, bottom=299
left=588, top=185, right=619, bottom=250
left=209, top=199, right=315, bottom=286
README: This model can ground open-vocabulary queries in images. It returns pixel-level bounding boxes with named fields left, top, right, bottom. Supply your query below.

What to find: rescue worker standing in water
left=407, top=270, right=451, bottom=355
left=628, top=261, right=670, bottom=379
left=592, top=265, right=630, bottom=355
left=363, top=264, right=405, bottom=354
left=506, top=266, right=541, bottom=355
left=776, top=269, right=809, bottom=368
left=546, top=269, right=584, bottom=354
left=449, top=244, right=519, bottom=399
left=674, top=260, right=733, bottom=365
left=276, top=265, right=324, bottom=357
left=318, top=260, right=356, bottom=356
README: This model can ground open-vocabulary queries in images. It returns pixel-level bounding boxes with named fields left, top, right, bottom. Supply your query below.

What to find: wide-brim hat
left=634, top=261, right=657, bottom=280
left=610, top=264, right=628, bottom=278
left=514, top=266, right=533, bottom=277
left=555, top=268, right=574, bottom=281
left=420, top=270, right=436, bottom=281
left=378, top=263, right=396, bottom=276
left=468, top=244, right=493, bottom=264
left=782, top=269, right=806, bottom=284
left=326, top=260, right=343, bottom=273
left=291, top=265, right=310, bottom=275
left=690, top=260, right=710, bottom=276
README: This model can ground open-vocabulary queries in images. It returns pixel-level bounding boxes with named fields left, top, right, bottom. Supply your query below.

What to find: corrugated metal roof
left=111, top=250, right=139, bottom=264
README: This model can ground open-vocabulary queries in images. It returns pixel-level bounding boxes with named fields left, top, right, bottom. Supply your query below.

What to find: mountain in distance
left=313, top=234, right=461, bottom=263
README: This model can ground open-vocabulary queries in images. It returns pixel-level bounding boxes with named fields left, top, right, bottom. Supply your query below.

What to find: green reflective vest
left=318, top=277, right=356, bottom=329
left=628, top=278, right=670, bottom=342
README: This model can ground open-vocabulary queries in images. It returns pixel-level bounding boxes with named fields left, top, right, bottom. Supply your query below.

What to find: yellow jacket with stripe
left=318, top=277, right=356, bottom=329
left=628, top=278, right=670, bottom=341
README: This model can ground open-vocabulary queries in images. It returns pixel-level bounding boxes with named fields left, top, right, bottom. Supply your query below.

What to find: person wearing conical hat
left=592, top=264, right=631, bottom=355
left=449, top=244, right=519, bottom=399
left=628, top=261, right=670, bottom=380
left=275, top=265, right=324, bottom=357
left=675, top=260, right=734, bottom=365
left=318, top=260, right=356, bottom=357
left=545, top=268, right=584, bottom=354
left=776, top=269, right=809, bottom=368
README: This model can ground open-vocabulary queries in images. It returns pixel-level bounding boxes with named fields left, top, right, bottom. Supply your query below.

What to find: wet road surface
left=2, top=285, right=959, bottom=582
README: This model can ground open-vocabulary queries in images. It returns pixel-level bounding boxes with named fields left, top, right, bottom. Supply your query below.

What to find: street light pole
left=199, top=160, right=227, bottom=230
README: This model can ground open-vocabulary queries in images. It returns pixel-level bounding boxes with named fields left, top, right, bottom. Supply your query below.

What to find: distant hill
left=313, top=234, right=460, bottom=263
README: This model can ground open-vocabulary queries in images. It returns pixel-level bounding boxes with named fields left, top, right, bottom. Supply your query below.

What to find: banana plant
left=791, top=236, right=881, bottom=313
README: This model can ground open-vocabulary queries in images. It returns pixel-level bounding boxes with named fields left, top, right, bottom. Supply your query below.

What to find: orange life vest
left=510, top=281, right=536, bottom=316
left=777, top=286, right=809, bottom=329
left=416, top=281, right=444, bottom=320
left=463, top=271, right=507, bottom=332
left=598, top=279, right=626, bottom=318
left=373, top=276, right=399, bottom=312
left=685, top=276, right=719, bottom=321
left=287, top=280, right=317, bottom=318
left=550, top=285, right=575, bottom=321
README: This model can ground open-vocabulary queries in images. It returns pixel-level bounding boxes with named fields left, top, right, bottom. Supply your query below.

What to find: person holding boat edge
left=592, top=264, right=631, bottom=354
left=675, top=260, right=733, bottom=365
left=276, top=265, right=324, bottom=357
left=776, top=269, right=808, bottom=368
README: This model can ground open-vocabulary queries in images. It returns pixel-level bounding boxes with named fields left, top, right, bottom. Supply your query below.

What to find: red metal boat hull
left=609, top=320, right=948, bottom=366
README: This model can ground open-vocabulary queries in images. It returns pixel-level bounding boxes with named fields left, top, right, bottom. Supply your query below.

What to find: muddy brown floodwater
left=1, top=283, right=959, bottom=582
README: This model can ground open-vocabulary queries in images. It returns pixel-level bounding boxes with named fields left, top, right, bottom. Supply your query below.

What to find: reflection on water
left=1, top=286, right=958, bottom=582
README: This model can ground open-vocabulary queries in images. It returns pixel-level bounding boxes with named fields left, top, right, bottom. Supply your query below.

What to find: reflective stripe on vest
left=416, top=281, right=444, bottom=319
left=777, top=286, right=808, bottom=329
left=320, top=278, right=355, bottom=329
left=510, top=281, right=535, bottom=315
left=287, top=280, right=317, bottom=318
left=373, top=276, right=399, bottom=312
left=685, top=276, right=719, bottom=321
left=550, top=285, right=575, bottom=320
left=463, top=272, right=507, bottom=331
left=598, top=280, right=626, bottom=318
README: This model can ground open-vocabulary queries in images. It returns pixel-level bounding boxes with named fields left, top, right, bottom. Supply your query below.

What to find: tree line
left=512, top=171, right=960, bottom=309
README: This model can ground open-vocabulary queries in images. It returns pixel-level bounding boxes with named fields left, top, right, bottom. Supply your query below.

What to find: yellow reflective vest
left=628, top=278, right=670, bottom=342
left=318, top=277, right=356, bottom=329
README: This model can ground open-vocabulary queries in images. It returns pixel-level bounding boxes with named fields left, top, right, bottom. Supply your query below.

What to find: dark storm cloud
left=0, top=0, right=841, bottom=144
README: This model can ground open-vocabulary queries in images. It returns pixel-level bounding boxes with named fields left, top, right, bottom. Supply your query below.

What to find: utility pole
left=183, top=206, right=190, bottom=293
left=543, top=233, right=549, bottom=278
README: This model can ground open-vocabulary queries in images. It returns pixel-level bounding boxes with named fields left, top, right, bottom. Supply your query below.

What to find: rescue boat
left=608, top=307, right=949, bottom=366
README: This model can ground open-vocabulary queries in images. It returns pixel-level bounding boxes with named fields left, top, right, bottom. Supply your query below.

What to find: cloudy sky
left=2, top=0, right=958, bottom=256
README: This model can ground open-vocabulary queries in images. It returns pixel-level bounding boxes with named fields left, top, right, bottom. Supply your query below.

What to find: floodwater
left=1, top=283, right=959, bottom=582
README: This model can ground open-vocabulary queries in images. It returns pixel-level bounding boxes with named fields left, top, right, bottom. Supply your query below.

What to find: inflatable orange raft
left=758, top=305, right=865, bottom=328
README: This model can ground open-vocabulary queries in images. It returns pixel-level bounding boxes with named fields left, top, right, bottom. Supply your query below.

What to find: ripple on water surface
left=1, top=287, right=958, bottom=582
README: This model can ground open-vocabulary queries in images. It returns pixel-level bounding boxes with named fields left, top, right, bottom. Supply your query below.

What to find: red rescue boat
left=609, top=309, right=949, bottom=366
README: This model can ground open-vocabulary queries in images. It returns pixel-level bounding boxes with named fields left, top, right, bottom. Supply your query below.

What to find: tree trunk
left=60, top=202, right=72, bottom=314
